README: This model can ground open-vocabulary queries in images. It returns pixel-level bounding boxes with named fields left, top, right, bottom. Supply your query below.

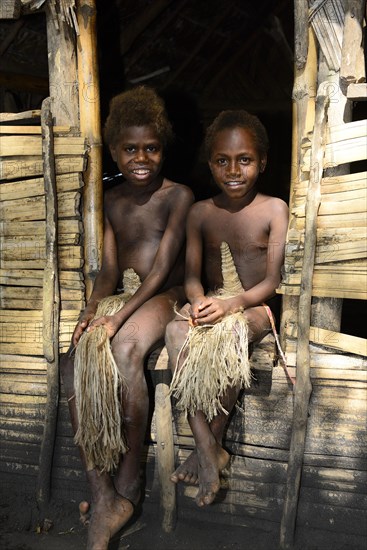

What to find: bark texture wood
left=280, top=92, right=329, bottom=549
left=36, top=98, right=60, bottom=519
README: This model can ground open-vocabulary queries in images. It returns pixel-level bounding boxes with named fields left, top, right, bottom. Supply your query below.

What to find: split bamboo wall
left=0, top=118, right=87, bottom=497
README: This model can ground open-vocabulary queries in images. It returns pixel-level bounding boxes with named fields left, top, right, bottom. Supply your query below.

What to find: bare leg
left=60, top=353, right=133, bottom=549
left=59, top=287, right=184, bottom=549
left=111, top=288, right=185, bottom=505
left=167, top=306, right=271, bottom=503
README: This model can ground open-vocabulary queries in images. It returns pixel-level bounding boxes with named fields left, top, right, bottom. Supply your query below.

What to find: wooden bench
left=147, top=333, right=277, bottom=532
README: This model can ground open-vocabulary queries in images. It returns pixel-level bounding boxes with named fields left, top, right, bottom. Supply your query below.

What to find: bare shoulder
left=188, top=197, right=214, bottom=216
left=255, top=193, right=289, bottom=218
left=161, top=178, right=195, bottom=203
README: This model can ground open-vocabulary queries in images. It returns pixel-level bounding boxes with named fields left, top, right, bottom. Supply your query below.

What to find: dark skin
left=165, top=126, right=289, bottom=507
left=61, top=125, right=194, bottom=550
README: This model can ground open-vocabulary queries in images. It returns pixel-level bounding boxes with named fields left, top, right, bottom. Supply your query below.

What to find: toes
left=79, top=500, right=90, bottom=525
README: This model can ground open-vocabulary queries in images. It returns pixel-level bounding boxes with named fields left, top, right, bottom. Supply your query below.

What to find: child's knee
left=165, top=318, right=182, bottom=345
left=245, top=307, right=271, bottom=344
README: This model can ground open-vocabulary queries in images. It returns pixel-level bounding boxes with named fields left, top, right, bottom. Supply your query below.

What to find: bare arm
left=89, top=186, right=194, bottom=337
left=183, top=203, right=208, bottom=319
left=72, top=214, right=120, bottom=345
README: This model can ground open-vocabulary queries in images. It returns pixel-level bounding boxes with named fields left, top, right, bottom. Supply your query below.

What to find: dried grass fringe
left=170, top=242, right=251, bottom=422
left=74, top=268, right=141, bottom=473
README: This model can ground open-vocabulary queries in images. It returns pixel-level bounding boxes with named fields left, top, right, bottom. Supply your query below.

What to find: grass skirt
left=74, top=268, right=141, bottom=472
left=169, top=242, right=251, bottom=422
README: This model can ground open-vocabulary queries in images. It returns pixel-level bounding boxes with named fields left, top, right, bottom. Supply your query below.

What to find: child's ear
left=109, top=146, right=117, bottom=162
left=260, top=156, right=267, bottom=173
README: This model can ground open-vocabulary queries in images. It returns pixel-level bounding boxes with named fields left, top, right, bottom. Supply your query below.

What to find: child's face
left=110, top=125, right=163, bottom=187
left=208, top=127, right=266, bottom=199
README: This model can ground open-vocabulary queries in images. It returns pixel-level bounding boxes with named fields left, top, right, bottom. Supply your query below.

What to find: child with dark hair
left=61, top=85, right=193, bottom=549
left=165, top=109, right=288, bottom=508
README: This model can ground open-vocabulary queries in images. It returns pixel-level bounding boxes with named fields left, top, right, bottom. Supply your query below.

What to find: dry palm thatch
left=170, top=242, right=250, bottom=422
left=74, top=268, right=141, bottom=472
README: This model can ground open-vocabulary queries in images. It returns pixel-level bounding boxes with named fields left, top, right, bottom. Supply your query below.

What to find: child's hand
left=72, top=306, right=96, bottom=346
left=190, top=296, right=232, bottom=326
left=86, top=314, right=121, bottom=339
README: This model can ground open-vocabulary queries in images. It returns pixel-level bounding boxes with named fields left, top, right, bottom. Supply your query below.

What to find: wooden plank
left=0, top=374, right=47, bottom=395
left=0, top=136, right=86, bottom=157
left=347, top=83, right=367, bottom=100
left=282, top=344, right=367, bottom=370
left=0, top=191, right=81, bottom=221
left=294, top=211, right=366, bottom=230
left=293, top=171, right=367, bottom=195
left=0, top=156, right=85, bottom=180
left=0, top=219, right=82, bottom=236
left=0, top=173, right=83, bottom=200
left=0, top=126, right=71, bottom=134
left=278, top=273, right=367, bottom=300
left=309, top=326, right=365, bottom=356
left=324, top=135, right=367, bottom=167
left=0, top=110, right=41, bottom=122
left=328, top=119, right=367, bottom=144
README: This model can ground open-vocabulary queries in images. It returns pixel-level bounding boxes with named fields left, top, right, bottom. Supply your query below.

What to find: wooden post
left=279, top=92, right=329, bottom=549
left=45, top=4, right=79, bottom=126
left=153, top=348, right=177, bottom=532
left=340, top=0, right=366, bottom=94
left=36, top=98, right=60, bottom=518
left=76, top=0, right=103, bottom=299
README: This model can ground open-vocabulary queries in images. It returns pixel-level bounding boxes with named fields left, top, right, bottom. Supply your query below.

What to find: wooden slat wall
left=0, top=125, right=86, bottom=491
left=148, top=337, right=367, bottom=533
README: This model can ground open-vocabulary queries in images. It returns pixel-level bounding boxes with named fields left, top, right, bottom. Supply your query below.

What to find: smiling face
left=110, top=125, right=164, bottom=187
left=208, top=126, right=266, bottom=201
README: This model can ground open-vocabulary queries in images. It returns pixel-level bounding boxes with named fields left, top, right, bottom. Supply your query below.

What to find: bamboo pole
left=279, top=92, right=329, bottom=549
left=36, top=98, right=60, bottom=520
left=76, top=0, right=103, bottom=299
left=280, top=22, right=318, bottom=351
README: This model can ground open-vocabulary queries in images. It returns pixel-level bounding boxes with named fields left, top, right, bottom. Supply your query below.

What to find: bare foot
left=114, top=472, right=141, bottom=507
left=195, top=443, right=230, bottom=507
left=171, top=450, right=199, bottom=485
left=79, top=500, right=90, bottom=525
left=87, top=492, right=134, bottom=550
left=171, top=444, right=230, bottom=486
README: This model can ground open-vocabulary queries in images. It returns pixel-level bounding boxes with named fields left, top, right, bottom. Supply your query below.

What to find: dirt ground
left=1, top=493, right=366, bottom=550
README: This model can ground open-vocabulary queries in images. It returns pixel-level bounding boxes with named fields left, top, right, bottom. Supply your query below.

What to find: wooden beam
left=294, top=0, right=308, bottom=70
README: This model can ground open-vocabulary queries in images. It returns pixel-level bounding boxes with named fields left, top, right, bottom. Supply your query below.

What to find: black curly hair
left=103, top=86, right=173, bottom=148
left=205, top=110, right=269, bottom=159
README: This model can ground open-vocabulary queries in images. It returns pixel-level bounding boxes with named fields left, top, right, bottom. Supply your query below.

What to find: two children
left=63, top=88, right=288, bottom=548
